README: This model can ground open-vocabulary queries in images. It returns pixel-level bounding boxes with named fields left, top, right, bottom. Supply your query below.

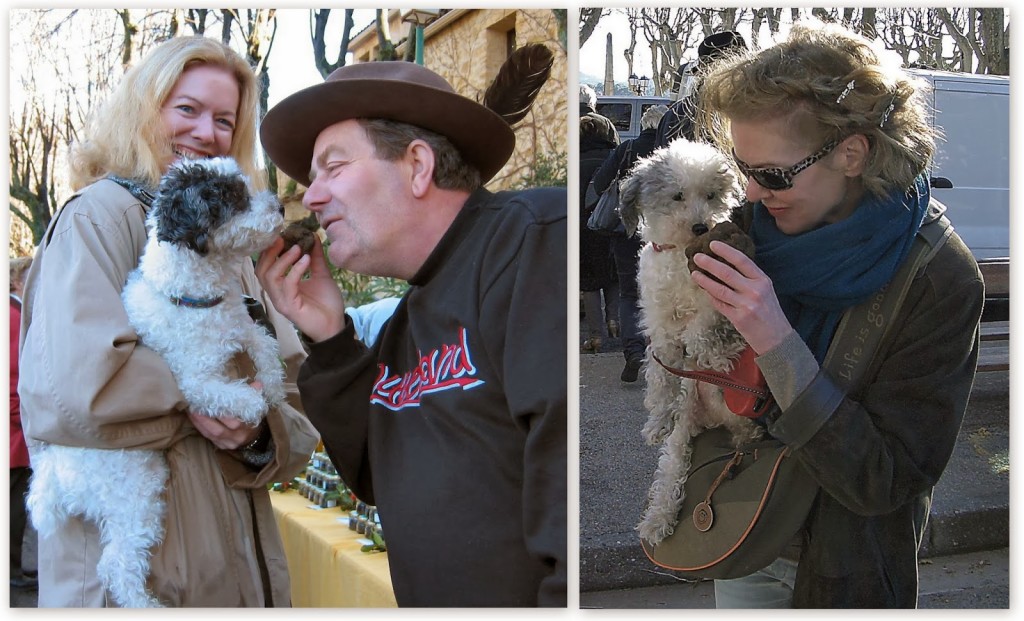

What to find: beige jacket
left=18, top=179, right=320, bottom=607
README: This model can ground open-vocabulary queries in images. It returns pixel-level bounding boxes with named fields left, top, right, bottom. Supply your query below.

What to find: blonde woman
left=692, top=19, right=983, bottom=608
left=18, top=36, right=318, bottom=607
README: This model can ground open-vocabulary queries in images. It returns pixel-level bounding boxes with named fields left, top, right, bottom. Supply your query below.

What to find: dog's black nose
left=692, top=223, right=709, bottom=236
left=278, top=203, right=285, bottom=216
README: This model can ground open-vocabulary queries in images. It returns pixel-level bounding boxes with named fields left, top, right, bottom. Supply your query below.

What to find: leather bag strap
left=651, top=353, right=770, bottom=399
left=823, top=214, right=951, bottom=391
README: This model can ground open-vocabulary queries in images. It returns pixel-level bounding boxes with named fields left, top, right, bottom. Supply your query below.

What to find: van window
left=596, top=102, right=633, bottom=134
left=595, top=96, right=673, bottom=140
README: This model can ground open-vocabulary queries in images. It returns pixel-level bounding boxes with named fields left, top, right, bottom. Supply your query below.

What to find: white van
left=595, top=95, right=672, bottom=141
left=911, top=69, right=1009, bottom=263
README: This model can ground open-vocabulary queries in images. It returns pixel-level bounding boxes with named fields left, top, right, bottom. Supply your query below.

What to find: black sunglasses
left=732, top=138, right=842, bottom=191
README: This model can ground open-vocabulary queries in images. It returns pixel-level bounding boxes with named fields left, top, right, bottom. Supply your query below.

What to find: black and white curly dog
left=618, top=139, right=764, bottom=546
left=28, top=157, right=286, bottom=607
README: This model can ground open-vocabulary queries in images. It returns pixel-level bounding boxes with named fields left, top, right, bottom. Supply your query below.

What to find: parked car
left=595, top=95, right=672, bottom=141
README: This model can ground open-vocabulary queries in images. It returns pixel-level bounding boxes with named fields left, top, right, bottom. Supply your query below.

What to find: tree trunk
left=221, top=9, right=235, bottom=45
left=375, top=9, right=396, bottom=61
left=937, top=8, right=983, bottom=73
left=186, top=9, right=208, bottom=35
left=115, top=9, right=137, bottom=69
left=860, top=7, right=877, bottom=39
left=312, top=9, right=355, bottom=78
left=580, top=8, right=603, bottom=47
left=980, top=8, right=1009, bottom=75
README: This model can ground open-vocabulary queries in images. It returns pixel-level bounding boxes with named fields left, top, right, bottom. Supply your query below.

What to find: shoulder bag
left=586, top=145, right=631, bottom=236
left=640, top=215, right=952, bottom=579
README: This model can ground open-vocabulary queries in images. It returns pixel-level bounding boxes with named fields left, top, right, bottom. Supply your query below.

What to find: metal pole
left=415, top=25, right=425, bottom=65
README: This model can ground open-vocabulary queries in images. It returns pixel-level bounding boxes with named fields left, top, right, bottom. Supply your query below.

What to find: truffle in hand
left=684, top=221, right=756, bottom=283
left=279, top=221, right=317, bottom=256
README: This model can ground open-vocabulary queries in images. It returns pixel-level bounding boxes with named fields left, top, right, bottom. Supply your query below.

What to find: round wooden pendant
left=693, top=501, right=714, bottom=532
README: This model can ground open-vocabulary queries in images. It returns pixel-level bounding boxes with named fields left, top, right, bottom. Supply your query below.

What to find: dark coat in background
left=579, top=107, right=619, bottom=292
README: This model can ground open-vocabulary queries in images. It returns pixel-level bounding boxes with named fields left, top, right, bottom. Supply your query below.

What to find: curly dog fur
left=619, top=139, right=764, bottom=546
left=27, top=157, right=285, bottom=607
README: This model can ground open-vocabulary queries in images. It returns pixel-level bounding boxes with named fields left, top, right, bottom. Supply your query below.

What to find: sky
left=579, top=10, right=656, bottom=84
left=266, top=9, right=376, bottom=108
left=5, top=9, right=379, bottom=112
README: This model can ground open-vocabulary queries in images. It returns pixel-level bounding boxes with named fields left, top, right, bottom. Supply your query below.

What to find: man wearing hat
left=655, top=30, right=747, bottom=148
left=256, top=61, right=566, bottom=607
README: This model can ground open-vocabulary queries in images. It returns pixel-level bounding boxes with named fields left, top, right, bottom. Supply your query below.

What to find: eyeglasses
left=732, top=138, right=842, bottom=191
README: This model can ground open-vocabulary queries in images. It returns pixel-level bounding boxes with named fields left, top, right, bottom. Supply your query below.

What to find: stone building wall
left=350, top=9, right=567, bottom=191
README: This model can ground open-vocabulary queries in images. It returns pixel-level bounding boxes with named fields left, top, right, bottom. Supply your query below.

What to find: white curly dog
left=27, top=157, right=286, bottom=607
left=619, top=139, right=764, bottom=546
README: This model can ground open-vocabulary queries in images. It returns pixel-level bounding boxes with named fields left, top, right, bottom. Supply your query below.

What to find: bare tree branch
left=579, top=8, right=605, bottom=47
left=311, top=9, right=355, bottom=78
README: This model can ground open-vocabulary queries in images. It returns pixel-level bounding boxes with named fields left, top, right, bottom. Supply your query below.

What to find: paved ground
left=8, top=521, right=37, bottom=608
left=580, top=546, right=1010, bottom=609
left=578, top=345, right=1009, bottom=607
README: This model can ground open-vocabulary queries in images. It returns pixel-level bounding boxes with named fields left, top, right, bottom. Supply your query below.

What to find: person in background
left=579, top=84, right=621, bottom=353
left=9, top=255, right=36, bottom=591
left=255, top=61, right=567, bottom=607
left=592, top=104, right=669, bottom=381
left=17, top=36, right=318, bottom=607
left=695, top=18, right=983, bottom=607
left=655, top=30, right=747, bottom=148
left=346, top=297, right=401, bottom=347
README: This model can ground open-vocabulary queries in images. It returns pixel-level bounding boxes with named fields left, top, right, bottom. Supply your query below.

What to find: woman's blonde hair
left=699, top=18, right=937, bottom=198
left=69, top=36, right=263, bottom=191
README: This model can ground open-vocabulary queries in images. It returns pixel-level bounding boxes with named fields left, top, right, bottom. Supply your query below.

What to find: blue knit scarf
left=751, top=175, right=929, bottom=361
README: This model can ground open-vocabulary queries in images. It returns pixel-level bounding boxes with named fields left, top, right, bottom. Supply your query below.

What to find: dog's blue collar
left=169, top=294, right=224, bottom=309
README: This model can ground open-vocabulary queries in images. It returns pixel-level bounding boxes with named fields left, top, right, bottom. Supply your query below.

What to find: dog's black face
left=151, top=159, right=252, bottom=256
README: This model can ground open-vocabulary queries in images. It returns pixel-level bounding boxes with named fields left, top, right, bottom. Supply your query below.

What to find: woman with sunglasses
left=692, top=19, right=984, bottom=608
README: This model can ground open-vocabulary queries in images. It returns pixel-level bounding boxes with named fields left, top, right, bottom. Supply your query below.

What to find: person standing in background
left=9, top=256, right=37, bottom=591
left=592, top=104, right=669, bottom=381
left=579, top=84, right=621, bottom=353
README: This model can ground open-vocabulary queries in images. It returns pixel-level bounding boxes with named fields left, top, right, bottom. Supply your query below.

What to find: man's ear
left=839, top=134, right=870, bottom=178
left=406, top=140, right=435, bottom=198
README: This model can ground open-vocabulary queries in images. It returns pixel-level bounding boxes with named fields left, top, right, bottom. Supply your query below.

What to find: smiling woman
left=17, top=35, right=319, bottom=607
left=159, top=64, right=240, bottom=166
left=68, top=36, right=265, bottom=192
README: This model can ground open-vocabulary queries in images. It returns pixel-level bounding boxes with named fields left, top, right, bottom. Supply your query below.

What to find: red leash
left=650, top=350, right=774, bottom=418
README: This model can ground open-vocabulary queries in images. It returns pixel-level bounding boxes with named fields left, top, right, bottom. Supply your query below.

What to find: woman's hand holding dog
left=187, top=381, right=265, bottom=450
left=691, top=241, right=794, bottom=355
left=256, top=234, right=346, bottom=343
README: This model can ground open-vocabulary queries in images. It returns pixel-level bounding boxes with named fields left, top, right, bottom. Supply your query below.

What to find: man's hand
left=690, top=240, right=794, bottom=355
left=255, top=234, right=346, bottom=342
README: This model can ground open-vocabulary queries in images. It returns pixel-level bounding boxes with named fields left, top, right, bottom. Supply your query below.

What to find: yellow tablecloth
left=270, top=489, right=397, bottom=608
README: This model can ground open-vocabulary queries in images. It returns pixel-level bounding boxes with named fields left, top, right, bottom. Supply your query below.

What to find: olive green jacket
left=754, top=200, right=984, bottom=608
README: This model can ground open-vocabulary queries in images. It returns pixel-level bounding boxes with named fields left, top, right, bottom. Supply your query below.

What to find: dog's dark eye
left=706, top=192, right=717, bottom=200
left=672, top=192, right=684, bottom=201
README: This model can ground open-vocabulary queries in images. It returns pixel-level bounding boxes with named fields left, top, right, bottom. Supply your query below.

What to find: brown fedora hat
left=260, top=61, right=516, bottom=187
